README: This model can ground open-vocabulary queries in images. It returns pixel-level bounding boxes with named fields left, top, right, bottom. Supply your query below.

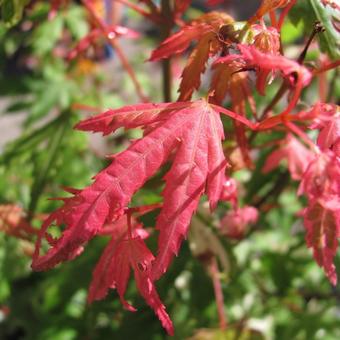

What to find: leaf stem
left=82, top=0, right=148, bottom=102
left=209, top=256, right=227, bottom=330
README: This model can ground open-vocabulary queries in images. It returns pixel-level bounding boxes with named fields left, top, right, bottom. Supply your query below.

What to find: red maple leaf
left=298, top=150, right=340, bottom=284
left=298, top=151, right=340, bottom=210
left=219, top=206, right=258, bottom=239
left=307, top=104, right=340, bottom=156
left=216, top=44, right=312, bottom=117
left=263, top=134, right=314, bottom=180
left=88, top=215, right=174, bottom=335
left=149, top=12, right=234, bottom=101
left=32, top=99, right=255, bottom=331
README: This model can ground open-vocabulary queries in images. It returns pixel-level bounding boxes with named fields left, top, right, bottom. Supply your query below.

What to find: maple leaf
left=307, top=104, right=340, bottom=156
left=263, top=134, right=314, bottom=180
left=32, top=99, right=254, bottom=277
left=210, top=61, right=254, bottom=167
left=219, top=206, right=258, bottom=239
left=252, top=25, right=281, bottom=95
left=298, top=151, right=340, bottom=209
left=220, top=178, right=238, bottom=205
left=216, top=44, right=312, bottom=116
left=298, top=149, right=340, bottom=284
left=303, top=201, right=340, bottom=285
left=88, top=215, right=174, bottom=335
left=150, top=12, right=234, bottom=101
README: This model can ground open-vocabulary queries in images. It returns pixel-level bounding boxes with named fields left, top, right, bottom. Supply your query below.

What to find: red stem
left=210, top=257, right=227, bottom=330
left=314, top=60, right=340, bottom=74
left=278, top=0, right=297, bottom=30
left=280, top=78, right=303, bottom=117
left=82, top=0, right=148, bottom=102
left=269, top=11, right=277, bottom=28
left=213, top=105, right=258, bottom=130
left=285, top=121, right=318, bottom=152
left=116, top=0, right=162, bottom=24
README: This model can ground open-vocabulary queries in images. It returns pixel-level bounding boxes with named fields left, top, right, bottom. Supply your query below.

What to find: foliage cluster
left=0, top=1, right=339, bottom=339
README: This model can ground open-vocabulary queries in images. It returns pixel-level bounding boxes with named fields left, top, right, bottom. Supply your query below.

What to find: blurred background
left=0, top=1, right=339, bottom=339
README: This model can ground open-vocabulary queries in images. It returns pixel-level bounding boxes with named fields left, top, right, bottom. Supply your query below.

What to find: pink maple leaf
left=32, top=99, right=254, bottom=280
left=307, top=104, right=340, bottom=156
left=219, top=206, right=258, bottom=239
left=298, top=151, right=340, bottom=210
left=216, top=44, right=312, bottom=115
left=263, top=134, right=314, bottom=180
left=88, top=215, right=173, bottom=335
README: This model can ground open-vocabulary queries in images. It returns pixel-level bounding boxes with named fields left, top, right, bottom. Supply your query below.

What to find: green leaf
left=63, top=5, right=89, bottom=40
left=31, top=13, right=64, bottom=56
left=1, top=0, right=29, bottom=27
left=310, top=0, right=340, bottom=59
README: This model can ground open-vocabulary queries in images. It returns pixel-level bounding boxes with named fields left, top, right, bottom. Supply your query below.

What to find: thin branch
left=82, top=0, right=148, bottom=102
left=209, top=257, right=227, bottom=331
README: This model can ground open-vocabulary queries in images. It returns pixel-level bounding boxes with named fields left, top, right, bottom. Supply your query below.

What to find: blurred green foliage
left=0, top=1, right=339, bottom=340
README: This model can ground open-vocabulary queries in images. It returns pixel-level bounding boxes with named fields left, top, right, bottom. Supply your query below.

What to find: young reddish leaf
left=150, top=11, right=234, bottom=100
left=149, top=24, right=212, bottom=61
left=33, top=100, right=255, bottom=276
left=178, top=32, right=220, bottom=101
left=307, top=104, right=340, bottom=155
left=303, top=201, right=340, bottom=285
left=150, top=10, right=234, bottom=61
left=298, top=151, right=340, bottom=209
left=89, top=233, right=174, bottom=334
left=263, top=134, right=314, bottom=180
left=219, top=206, right=258, bottom=239
left=151, top=101, right=228, bottom=279
left=252, top=25, right=281, bottom=95
left=220, top=178, right=238, bottom=205
left=88, top=215, right=142, bottom=304
left=75, top=101, right=190, bottom=135
left=317, top=116, right=340, bottom=154
left=216, top=44, right=312, bottom=116
left=216, top=44, right=312, bottom=89
left=88, top=215, right=173, bottom=335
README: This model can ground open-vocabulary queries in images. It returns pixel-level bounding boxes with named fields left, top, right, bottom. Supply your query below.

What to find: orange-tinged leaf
left=75, top=101, right=190, bottom=135
left=179, top=32, right=220, bottom=101
left=149, top=24, right=212, bottom=61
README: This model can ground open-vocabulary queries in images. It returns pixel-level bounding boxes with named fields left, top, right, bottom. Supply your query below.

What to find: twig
left=116, top=0, right=162, bottom=24
left=82, top=0, right=148, bottom=102
left=209, top=257, right=227, bottom=330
